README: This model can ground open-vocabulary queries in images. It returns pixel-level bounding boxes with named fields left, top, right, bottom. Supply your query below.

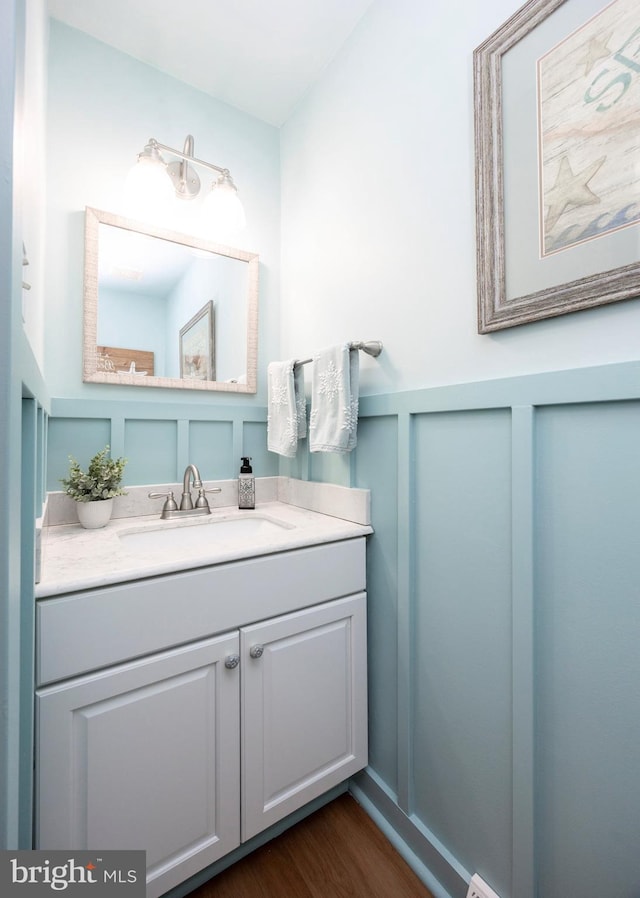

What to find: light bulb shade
left=200, top=173, right=246, bottom=239
left=123, top=148, right=175, bottom=222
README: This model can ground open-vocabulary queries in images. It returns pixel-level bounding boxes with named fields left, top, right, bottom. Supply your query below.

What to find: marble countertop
left=36, top=485, right=373, bottom=598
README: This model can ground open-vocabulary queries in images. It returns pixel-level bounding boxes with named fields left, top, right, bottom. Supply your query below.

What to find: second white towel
left=267, top=360, right=306, bottom=457
left=309, top=344, right=359, bottom=453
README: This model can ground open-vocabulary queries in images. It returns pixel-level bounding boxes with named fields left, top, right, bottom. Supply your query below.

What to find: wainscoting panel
left=188, top=421, right=235, bottom=480
left=124, top=419, right=180, bottom=484
left=47, top=399, right=274, bottom=490
left=535, top=401, right=640, bottom=898
left=412, top=409, right=513, bottom=895
left=352, top=361, right=640, bottom=898
left=354, top=415, right=400, bottom=796
left=47, top=417, right=111, bottom=488
left=17, top=356, right=50, bottom=847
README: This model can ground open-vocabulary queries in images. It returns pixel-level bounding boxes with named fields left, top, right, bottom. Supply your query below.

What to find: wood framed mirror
left=83, top=207, right=258, bottom=392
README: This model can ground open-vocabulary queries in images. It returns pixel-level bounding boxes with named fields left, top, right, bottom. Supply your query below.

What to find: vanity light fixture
left=125, top=134, right=246, bottom=236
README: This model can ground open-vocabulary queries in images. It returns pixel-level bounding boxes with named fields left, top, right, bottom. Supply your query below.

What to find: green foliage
left=61, top=445, right=127, bottom=502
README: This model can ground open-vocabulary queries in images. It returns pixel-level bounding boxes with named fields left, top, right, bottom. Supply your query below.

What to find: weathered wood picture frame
left=474, top=0, right=640, bottom=332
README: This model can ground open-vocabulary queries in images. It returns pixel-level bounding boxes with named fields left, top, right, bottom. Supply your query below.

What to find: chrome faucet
left=180, top=463, right=202, bottom=510
left=148, top=463, right=221, bottom=520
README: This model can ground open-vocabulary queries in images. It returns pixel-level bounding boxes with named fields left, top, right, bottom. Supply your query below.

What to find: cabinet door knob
left=224, top=654, right=240, bottom=669
left=249, top=644, right=264, bottom=659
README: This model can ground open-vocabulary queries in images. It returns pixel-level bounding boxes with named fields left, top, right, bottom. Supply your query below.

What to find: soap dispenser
left=238, top=457, right=255, bottom=509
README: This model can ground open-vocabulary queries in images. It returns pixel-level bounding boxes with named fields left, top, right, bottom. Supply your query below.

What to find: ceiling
left=47, top=0, right=375, bottom=126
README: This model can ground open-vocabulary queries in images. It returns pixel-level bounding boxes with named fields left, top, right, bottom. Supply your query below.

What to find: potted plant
left=61, top=445, right=127, bottom=529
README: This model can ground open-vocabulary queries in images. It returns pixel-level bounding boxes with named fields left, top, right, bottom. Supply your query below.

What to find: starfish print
left=577, top=32, right=612, bottom=75
left=544, top=154, right=606, bottom=233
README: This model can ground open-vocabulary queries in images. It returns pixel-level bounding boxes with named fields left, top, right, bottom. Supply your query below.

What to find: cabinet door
left=36, top=632, right=240, bottom=898
left=241, top=593, right=368, bottom=841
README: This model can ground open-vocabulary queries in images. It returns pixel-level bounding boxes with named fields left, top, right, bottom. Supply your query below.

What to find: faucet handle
left=148, top=490, right=179, bottom=513
left=195, top=487, right=222, bottom=509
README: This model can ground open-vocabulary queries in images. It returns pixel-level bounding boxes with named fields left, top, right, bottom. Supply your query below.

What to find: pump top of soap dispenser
left=240, top=457, right=252, bottom=473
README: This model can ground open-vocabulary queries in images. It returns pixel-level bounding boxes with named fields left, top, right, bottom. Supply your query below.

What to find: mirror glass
left=83, top=207, right=258, bottom=392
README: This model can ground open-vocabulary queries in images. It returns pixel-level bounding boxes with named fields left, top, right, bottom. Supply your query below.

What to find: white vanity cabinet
left=36, top=632, right=241, bottom=898
left=35, top=539, right=368, bottom=898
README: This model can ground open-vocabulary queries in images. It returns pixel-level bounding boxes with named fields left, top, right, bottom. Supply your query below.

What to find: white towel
left=309, top=344, right=359, bottom=453
left=267, top=360, right=306, bottom=457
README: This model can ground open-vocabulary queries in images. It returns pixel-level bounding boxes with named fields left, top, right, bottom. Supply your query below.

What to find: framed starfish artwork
left=474, top=0, right=640, bottom=331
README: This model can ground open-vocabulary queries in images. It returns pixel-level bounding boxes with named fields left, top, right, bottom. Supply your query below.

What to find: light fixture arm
left=177, top=135, right=194, bottom=188
left=149, top=136, right=229, bottom=178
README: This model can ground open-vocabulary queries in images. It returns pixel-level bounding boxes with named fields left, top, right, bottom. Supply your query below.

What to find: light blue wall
left=280, top=0, right=640, bottom=394
left=45, top=20, right=280, bottom=405
left=46, top=398, right=277, bottom=492
left=43, top=20, right=282, bottom=486
left=99, top=287, right=168, bottom=374
left=164, top=254, right=248, bottom=381
left=1, top=0, right=50, bottom=849
left=535, top=400, right=640, bottom=898
left=0, top=0, right=23, bottom=852
left=278, top=2, right=640, bottom=898
left=349, top=363, right=640, bottom=898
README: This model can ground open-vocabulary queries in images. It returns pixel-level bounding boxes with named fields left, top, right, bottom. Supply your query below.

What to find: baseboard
left=349, top=769, right=470, bottom=898
left=150, top=769, right=473, bottom=898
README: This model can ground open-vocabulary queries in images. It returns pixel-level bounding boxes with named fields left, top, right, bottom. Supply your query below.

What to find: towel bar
left=293, top=340, right=383, bottom=369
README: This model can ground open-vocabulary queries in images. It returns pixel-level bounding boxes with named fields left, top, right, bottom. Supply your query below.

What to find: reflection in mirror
left=83, top=207, right=258, bottom=392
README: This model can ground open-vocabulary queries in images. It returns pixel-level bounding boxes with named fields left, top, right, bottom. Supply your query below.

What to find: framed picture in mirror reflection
left=179, top=301, right=215, bottom=381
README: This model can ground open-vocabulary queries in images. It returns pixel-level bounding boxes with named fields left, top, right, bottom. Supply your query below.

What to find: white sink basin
left=119, top=514, right=294, bottom=554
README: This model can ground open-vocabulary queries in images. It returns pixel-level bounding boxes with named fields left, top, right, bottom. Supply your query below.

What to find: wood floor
left=187, top=793, right=435, bottom=898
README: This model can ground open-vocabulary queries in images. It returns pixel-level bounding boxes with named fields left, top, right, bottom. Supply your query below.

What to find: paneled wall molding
left=359, top=359, right=640, bottom=418
left=47, top=397, right=273, bottom=490
left=50, top=397, right=269, bottom=423
left=510, top=406, right=535, bottom=898
left=354, top=358, right=640, bottom=898
left=396, top=410, right=414, bottom=814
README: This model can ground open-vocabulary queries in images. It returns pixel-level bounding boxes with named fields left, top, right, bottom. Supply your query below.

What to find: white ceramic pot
left=76, top=498, right=114, bottom=530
